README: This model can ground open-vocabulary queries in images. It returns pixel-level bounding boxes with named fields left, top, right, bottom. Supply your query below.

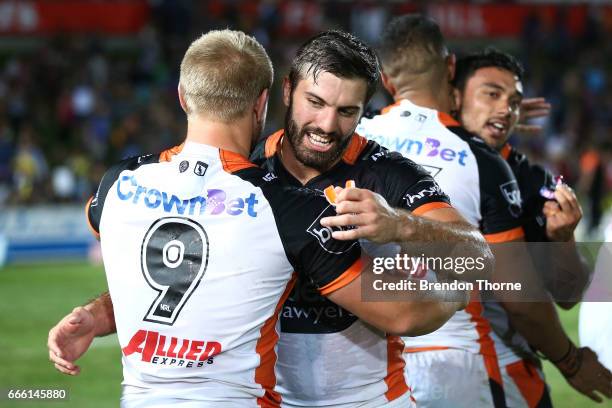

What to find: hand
left=515, top=97, right=551, bottom=136
left=543, top=184, right=582, bottom=242
left=562, top=347, right=612, bottom=403
left=320, top=187, right=402, bottom=244
left=48, top=307, right=96, bottom=375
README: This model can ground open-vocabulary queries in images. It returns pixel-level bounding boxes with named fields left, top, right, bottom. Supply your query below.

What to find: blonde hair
left=179, top=30, right=273, bottom=121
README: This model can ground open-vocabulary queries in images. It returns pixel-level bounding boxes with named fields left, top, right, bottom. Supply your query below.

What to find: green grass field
left=0, top=262, right=610, bottom=407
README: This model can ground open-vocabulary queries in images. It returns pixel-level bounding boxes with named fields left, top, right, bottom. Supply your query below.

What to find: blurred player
left=453, top=48, right=612, bottom=405
left=357, top=15, right=521, bottom=407
left=48, top=29, right=490, bottom=407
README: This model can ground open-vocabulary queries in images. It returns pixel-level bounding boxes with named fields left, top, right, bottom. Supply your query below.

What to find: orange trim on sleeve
left=265, top=130, right=284, bottom=159
left=381, top=100, right=402, bottom=114
left=404, top=346, right=450, bottom=353
left=506, top=360, right=546, bottom=408
left=437, top=111, right=460, bottom=127
left=385, top=335, right=409, bottom=401
left=85, top=196, right=100, bottom=240
left=411, top=201, right=452, bottom=216
left=500, top=143, right=512, bottom=160
left=319, top=257, right=364, bottom=296
left=219, top=149, right=257, bottom=173
left=159, top=143, right=184, bottom=162
left=341, top=133, right=368, bottom=165
left=255, top=272, right=297, bottom=407
left=580, top=150, right=600, bottom=173
left=484, top=226, right=525, bottom=243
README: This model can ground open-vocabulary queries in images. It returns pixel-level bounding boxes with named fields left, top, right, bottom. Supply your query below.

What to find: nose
left=316, top=107, right=339, bottom=135
left=496, top=97, right=513, bottom=118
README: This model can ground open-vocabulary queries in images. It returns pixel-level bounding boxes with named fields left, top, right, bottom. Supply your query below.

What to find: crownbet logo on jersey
left=116, top=174, right=259, bottom=217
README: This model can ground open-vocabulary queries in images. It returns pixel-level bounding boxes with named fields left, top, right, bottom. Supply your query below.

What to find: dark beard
left=283, top=102, right=353, bottom=173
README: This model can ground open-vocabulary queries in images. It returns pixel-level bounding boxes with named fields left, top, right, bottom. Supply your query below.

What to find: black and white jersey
left=86, top=141, right=362, bottom=407
left=357, top=99, right=525, bottom=391
left=251, top=130, right=450, bottom=407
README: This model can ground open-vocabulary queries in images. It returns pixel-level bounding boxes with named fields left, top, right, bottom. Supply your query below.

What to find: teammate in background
left=49, top=29, right=492, bottom=407
left=355, top=14, right=607, bottom=407
left=357, top=15, right=522, bottom=407
left=453, top=48, right=611, bottom=405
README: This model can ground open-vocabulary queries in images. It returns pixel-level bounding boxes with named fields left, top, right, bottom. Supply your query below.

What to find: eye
left=487, top=91, right=500, bottom=99
left=338, top=108, right=358, bottom=118
left=308, top=98, right=323, bottom=108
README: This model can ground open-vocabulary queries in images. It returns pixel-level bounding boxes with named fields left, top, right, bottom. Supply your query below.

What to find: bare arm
left=326, top=263, right=468, bottom=336
left=321, top=187, right=494, bottom=282
left=492, top=238, right=611, bottom=402
left=48, top=292, right=116, bottom=375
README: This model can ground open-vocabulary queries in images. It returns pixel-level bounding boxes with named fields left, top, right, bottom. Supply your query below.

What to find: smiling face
left=283, top=71, right=367, bottom=172
left=456, top=66, right=523, bottom=151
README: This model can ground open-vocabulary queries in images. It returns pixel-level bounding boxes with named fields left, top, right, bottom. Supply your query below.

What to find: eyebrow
left=304, top=91, right=361, bottom=110
left=482, top=82, right=523, bottom=98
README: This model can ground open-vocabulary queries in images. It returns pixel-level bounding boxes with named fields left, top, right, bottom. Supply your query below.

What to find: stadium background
left=0, top=1, right=610, bottom=407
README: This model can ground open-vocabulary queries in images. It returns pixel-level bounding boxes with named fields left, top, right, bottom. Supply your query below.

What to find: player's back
left=88, top=141, right=361, bottom=407
left=358, top=100, right=524, bottom=407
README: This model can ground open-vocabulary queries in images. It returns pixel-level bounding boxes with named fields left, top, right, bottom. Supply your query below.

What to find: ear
left=380, top=70, right=396, bottom=96
left=452, top=87, right=462, bottom=112
left=282, top=77, right=291, bottom=107
left=447, top=54, right=456, bottom=82
left=254, top=88, right=269, bottom=123
left=178, top=83, right=189, bottom=114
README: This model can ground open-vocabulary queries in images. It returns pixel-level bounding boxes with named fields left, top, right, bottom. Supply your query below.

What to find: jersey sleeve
left=266, top=184, right=363, bottom=295
left=472, top=143, right=525, bottom=242
left=86, top=154, right=160, bottom=237
left=375, top=151, right=452, bottom=214
left=512, top=152, right=555, bottom=242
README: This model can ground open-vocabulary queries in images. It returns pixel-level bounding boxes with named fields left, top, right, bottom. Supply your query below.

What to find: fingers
left=49, top=348, right=79, bottom=375
left=321, top=213, right=364, bottom=229
left=514, top=124, right=544, bottom=136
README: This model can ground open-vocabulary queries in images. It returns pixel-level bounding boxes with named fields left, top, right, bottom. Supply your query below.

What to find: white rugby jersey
left=86, top=141, right=363, bottom=407
left=357, top=99, right=525, bottom=393
left=250, top=131, right=451, bottom=407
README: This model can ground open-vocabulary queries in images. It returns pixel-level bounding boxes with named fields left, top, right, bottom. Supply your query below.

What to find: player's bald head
left=378, top=15, right=449, bottom=90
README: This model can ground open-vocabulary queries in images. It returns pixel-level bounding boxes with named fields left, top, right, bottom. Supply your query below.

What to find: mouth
left=303, top=131, right=335, bottom=152
left=485, top=119, right=509, bottom=139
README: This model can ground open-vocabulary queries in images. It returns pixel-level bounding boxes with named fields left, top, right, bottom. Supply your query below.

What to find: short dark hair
left=378, top=14, right=448, bottom=79
left=453, top=48, right=525, bottom=92
left=288, top=30, right=380, bottom=102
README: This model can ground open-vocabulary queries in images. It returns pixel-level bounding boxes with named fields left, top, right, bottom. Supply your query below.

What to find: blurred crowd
left=0, top=0, right=610, bottom=236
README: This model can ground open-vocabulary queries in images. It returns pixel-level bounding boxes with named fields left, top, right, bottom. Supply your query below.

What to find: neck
left=394, top=82, right=453, bottom=114
left=279, top=135, right=337, bottom=185
left=184, top=113, right=254, bottom=157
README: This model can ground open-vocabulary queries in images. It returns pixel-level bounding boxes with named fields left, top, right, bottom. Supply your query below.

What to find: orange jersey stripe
left=385, top=335, right=409, bottom=401
left=506, top=360, right=546, bottom=408
left=319, top=257, right=364, bottom=296
left=437, top=111, right=460, bottom=127
left=255, top=273, right=297, bottom=407
left=381, top=100, right=402, bottom=114
left=219, top=149, right=257, bottom=173
left=411, top=201, right=452, bottom=216
left=341, top=133, right=368, bottom=165
left=84, top=196, right=100, bottom=239
left=500, top=143, right=512, bottom=160
left=484, top=226, right=524, bottom=243
left=265, top=130, right=284, bottom=159
left=159, top=143, right=184, bottom=162
left=465, top=300, right=503, bottom=385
